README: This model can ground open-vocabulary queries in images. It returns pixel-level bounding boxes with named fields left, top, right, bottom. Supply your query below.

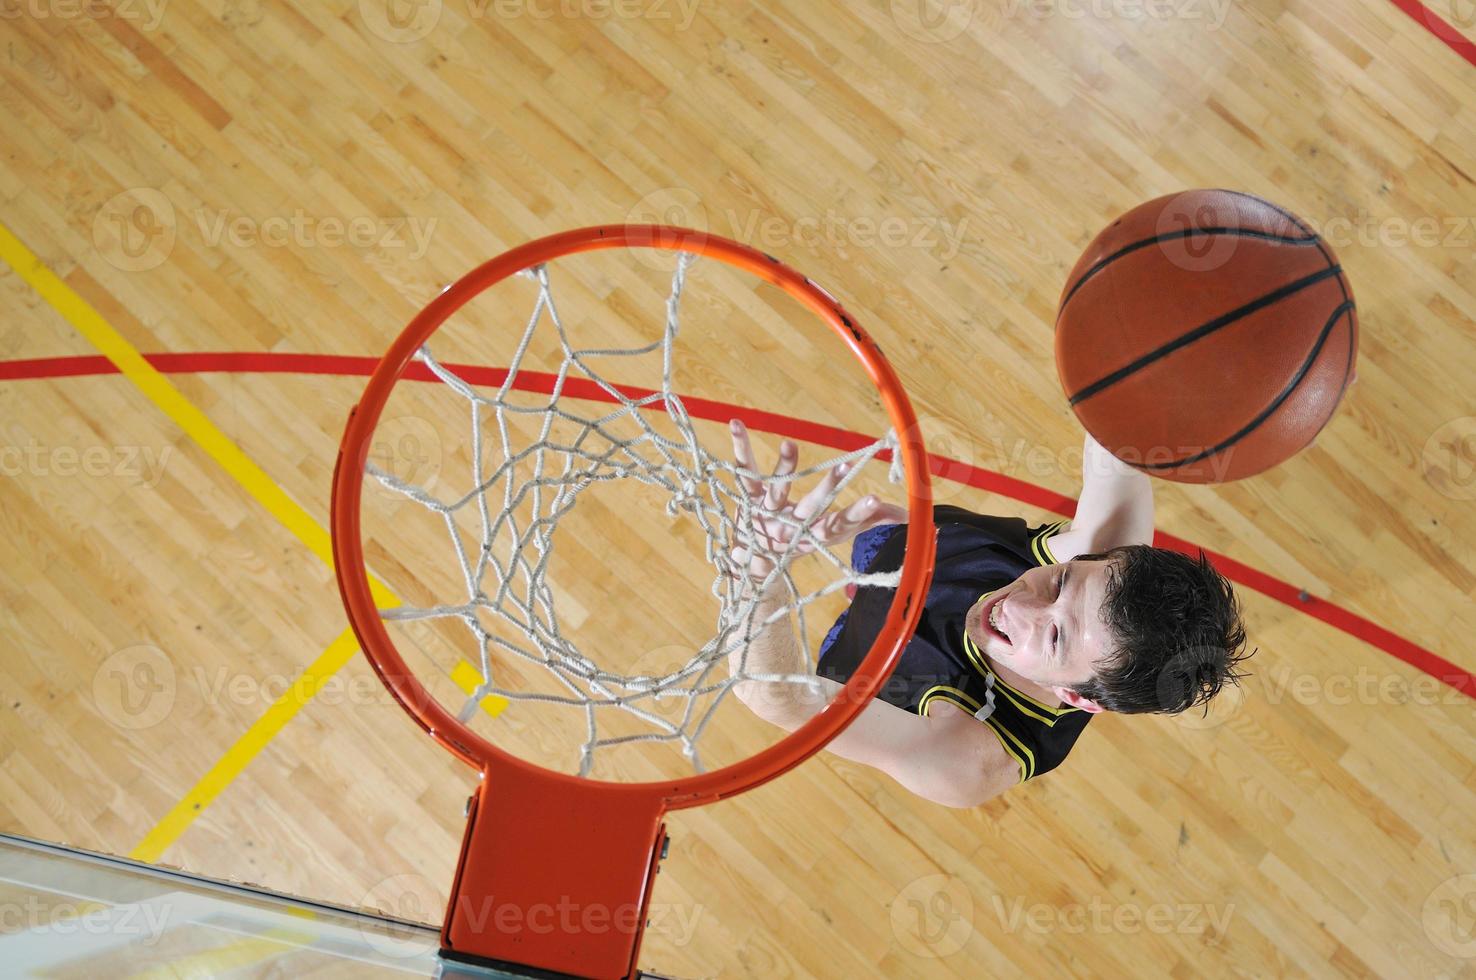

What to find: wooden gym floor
left=2, top=1, right=1475, bottom=976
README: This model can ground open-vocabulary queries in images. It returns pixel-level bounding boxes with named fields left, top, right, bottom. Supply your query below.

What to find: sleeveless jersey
left=817, top=505, right=1093, bottom=782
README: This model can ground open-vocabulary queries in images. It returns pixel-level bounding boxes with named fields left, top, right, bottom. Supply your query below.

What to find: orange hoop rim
left=330, top=224, right=936, bottom=808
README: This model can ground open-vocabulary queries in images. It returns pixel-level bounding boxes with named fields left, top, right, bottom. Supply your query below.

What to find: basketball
left=1055, top=189, right=1359, bottom=484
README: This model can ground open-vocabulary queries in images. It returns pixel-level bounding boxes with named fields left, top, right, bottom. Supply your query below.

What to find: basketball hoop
left=330, top=226, right=935, bottom=978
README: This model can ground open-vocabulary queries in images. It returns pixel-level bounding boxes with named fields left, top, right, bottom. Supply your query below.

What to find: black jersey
left=817, top=505, right=1093, bottom=782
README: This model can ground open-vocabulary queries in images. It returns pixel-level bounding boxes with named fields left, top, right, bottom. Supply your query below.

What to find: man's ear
left=1057, top=688, right=1106, bottom=714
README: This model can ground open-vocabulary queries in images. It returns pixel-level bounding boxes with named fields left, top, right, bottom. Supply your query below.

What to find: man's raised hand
left=728, top=418, right=905, bottom=580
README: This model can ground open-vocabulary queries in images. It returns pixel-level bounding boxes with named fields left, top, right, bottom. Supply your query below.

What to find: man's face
left=963, top=557, right=1117, bottom=711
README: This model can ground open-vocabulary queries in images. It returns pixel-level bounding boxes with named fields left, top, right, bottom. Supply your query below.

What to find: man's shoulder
left=930, top=506, right=1070, bottom=568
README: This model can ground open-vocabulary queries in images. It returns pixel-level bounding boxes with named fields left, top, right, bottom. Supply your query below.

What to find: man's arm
left=727, top=585, right=1021, bottom=808
left=1050, top=432, right=1155, bottom=560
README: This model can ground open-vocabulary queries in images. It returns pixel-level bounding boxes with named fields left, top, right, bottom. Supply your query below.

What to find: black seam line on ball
left=1056, top=227, right=1323, bottom=322
left=1228, top=191, right=1343, bottom=277
left=1225, top=190, right=1316, bottom=239
left=1067, top=264, right=1345, bottom=407
left=1130, top=300, right=1356, bottom=471
left=1216, top=190, right=1346, bottom=283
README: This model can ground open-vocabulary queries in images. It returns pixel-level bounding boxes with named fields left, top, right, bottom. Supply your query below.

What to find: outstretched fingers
left=794, top=462, right=849, bottom=522
left=729, top=419, right=763, bottom=498
left=816, top=494, right=882, bottom=543
left=727, top=420, right=903, bottom=572
left=763, top=439, right=798, bottom=512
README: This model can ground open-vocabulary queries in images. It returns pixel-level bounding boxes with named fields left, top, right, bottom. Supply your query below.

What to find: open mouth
left=981, top=593, right=1012, bottom=647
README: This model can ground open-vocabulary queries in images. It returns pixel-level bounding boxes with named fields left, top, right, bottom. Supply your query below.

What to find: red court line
left=5, top=351, right=1472, bottom=701
left=1386, top=0, right=1476, bottom=68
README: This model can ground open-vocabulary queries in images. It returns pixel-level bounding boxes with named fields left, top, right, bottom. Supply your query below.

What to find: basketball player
left=725, top=419, right=1251, bottom=808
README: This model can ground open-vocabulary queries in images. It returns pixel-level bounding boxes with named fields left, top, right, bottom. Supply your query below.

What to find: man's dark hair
left=1069, top=545, right=1253, bottom=715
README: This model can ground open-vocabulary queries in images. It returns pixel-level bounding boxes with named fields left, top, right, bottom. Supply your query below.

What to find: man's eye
left=1053, top=569, right=1065, bottom=655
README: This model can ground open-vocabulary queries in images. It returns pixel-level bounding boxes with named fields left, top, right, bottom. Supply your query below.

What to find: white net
left=367, top=253, right=904, bottom=777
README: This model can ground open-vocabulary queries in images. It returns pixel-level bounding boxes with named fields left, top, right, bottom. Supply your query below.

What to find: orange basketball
left=1055, top=189, right=1359, bottom=484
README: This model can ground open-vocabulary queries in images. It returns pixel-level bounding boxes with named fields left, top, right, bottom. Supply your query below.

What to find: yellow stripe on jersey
left=920, top=685, right=1030, bottom=783
left=984, top=715, right=1035, bottom=780
left=1030, top=519, right=1070, bottom=566
left=995, top=683, right=1064, bottom=726
left=962, top=628, right=1081, bottom=722
left=961, top=618, right=993, bottom=676
left=920, top=684, right=982, bottom=716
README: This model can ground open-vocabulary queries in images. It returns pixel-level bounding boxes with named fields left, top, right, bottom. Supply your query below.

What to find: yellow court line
left=0, top=219, right=506, bottom=862
left=128, top=629, right=360, bottom=863
left=0, top=225, right=344, bottom=574
left=452, top=660, right=510, bottom=720
left=126, top=637, right=506, bottom=864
